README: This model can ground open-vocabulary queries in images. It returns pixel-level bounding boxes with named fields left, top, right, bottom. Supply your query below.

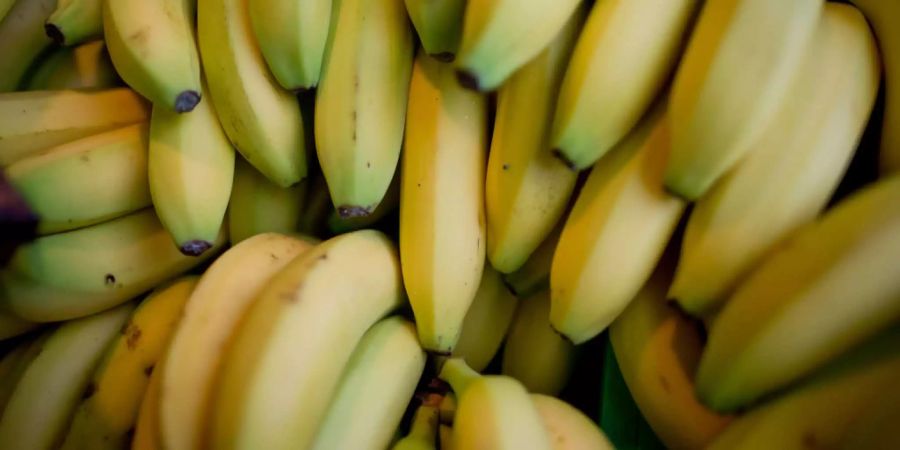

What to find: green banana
left=0, top=0, right=56, bottom=92
left=403, top=0, right=465, bottom=61
left=45, top=0, right=102, bottom=46
left=25, top=40, right=119, bottom=90
left=502, top=220, right=562, bottom=298
left=531, top=394, right=613, bottom=450
left=0, top=309, right=37, bottom=341
left=0, top=88, right=149, bottom=167
left=392, top=404, right=439, bottom=450
left=0, top=331, right=49, bottom=411
left=228, top=157, right=306, bottom=245
left=5, top=123, right=151, bottom=235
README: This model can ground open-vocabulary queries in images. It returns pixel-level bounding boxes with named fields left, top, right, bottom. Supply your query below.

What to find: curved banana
left=400, top=50, right=487, bottom=354
left=0, top=0, right=56, bottom=91
left=59, top=276, right=197, bottom=450
left=5, top=123, right=151, bottom=235
left=228, top=157, right=306, bottom=244
left=211, top=230, right=404, bottom=450
left=0, top=309, right=37, bottom=341
left=161, top=233, right=314, bottom=450
left=0, top=303, right=134, bottom=450
left=150, top=80, right=235, bottom=256
left=531, top=394, right=613, bottom=450
left=550, top=0, right=698, bottom=170
left=45, top=0, right=102, bottom=46
left=0, top=88, right=149, bottom=166
left=132, top=356, right=164, bottom=450
left=310, top=316, right=426, bottom=450
left=671, top=2, right=881, bottom=316
left=198, top=0, right=307, bottom=187
left=104, top=0, right=201, bottom=112
left=599, top=338, right=666, bottom=449
left=502, top=221, right=562, bottom=298
left=550, top=107, right=686, bottom=344
left=403, top=0, right=465, bottom=61
left=0, top=208, right=224, bottom=322
left=501, top=290, right=576, bottom=396
left=25, top=40, right=119, bottom=90
left=0, top=331, right=49, bottom=411
left=392, top=404, right=439, bottom=450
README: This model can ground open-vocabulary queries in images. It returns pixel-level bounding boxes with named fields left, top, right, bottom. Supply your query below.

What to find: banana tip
left=430, top=52, right=455, bottom=63
left=337, top=205, right=373, bottom=218
left=45, top=23, right=64, bottom=45
left=551, top=149, right=579, bottom=172
left=179, top=240, right=213, bottom=257
left=455, top=70, right=482, bottom=92
left=174, top=91, right=201, bottom=113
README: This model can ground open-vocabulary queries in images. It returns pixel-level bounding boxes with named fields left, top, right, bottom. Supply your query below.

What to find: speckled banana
left=403, top=0, right=465, bottom=61
left=25, top=41, right=119, bottom=90
left=0, top=0, right=56, bottom=91
left=45, top=0, right=102, bottom=46
left=249, top=0, right=331, bottom=91
left=531, top=394, right=614, bottom=450
left=227, top=157, right=306, bottom=245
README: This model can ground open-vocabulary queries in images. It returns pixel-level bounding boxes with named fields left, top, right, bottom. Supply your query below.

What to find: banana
left=400, top=51, right=487, bottom=354
left=248, top=0, right=331, bottom=91
left=0, top=331, right=49, bottom=411
left=438, top=358, right=552, bottom=450
left=0, top=0, right=14, bottom=22
left=59, top=276, right=197, bottom=450
left=160, top=233, right=315, bottom=450
left=439, top=425, right=453, bottom=450
left=707, top=327, right=900, bottom=450
left=0, top=208, right=224, bottom=322
left=0, top=309, right=37, bottom=341
left=25, top=40, right=119, bottom=90
left=670, top=2, right=881, bottom=316
left=610, top=257, right=732, bottom=449
left=531, top=394, right=613, bottom=450
left=211, top=230, right=404, bottom=450
left=228, top=157, right=306, bottom=244
left=104, top=0, right=201, bottom=112
left=45, top=0, right=102, bottom=46
left=550, top=107, right=686, bottom=344
left=314, top=0, right=413, bottom=217
left=403, top=0, right=465, bottom=61
left=132, top=356, right=164, bottom=450
left=5, top=123, right=151, bottom=235
left=453, top=0, right=581, bottom=92
left=150, top=80, right=235, bottom=256
left=696, top=174, right=900, bottom=412
left=502, top=221, right=562, bottom=298
left=297, top=171, right=333, bottom=237
left=310, top=316, right=426, bottom=450
left=501, top=290, right=576, bottom=396
left=438, top=392, right=456, bottom=424
left=392, top=404, right=439, bottom=450
left=0, top=302, right=134, bottom=450
left=839, top=386, right=900, bottom=449
left=550, top=0, right=698, bottom=171
left=327, top=169, right=399, bottom=234
left=0, top=88, right=149, bottom=166
left=0, top=0, right=56, bottom=92
left=198, top=0, right=307, bottom=187
left=485, top=6, right=583, bottom=274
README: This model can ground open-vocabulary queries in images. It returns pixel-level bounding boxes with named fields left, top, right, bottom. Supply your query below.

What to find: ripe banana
left=502, top=221, right=562, bottom=298
left=59, top=276, right=197, bottom=450
left=400, top=51, right=487, bottom=354
left=531, top=394, right=613, bottom=450
left=211, top=230, right=404, bottom=450
left=132, top=356, right=164, bottom=450
left=392, top=404, right=439, bottom=450
left=45, top=0, right=102, bottom=46
left=485, top=6, right=583, bottom=274
left=501, top=290, right=576, bottom=396
left=439, top=358, right=552, bottom=450
left=403, top=0, right=465, bottom=61
left=104, top=0, right=201, bottom=112
left=198, top=0, right=307, bottom=187
left=0, top=309, right=37, bottom=341
left=160, top=232, right=315, bottom=450
left=0, top=88, right=149, bottom=166
left=0, top=331, right=49, bottom=411
left=315, top=0, right=413, bottom=217
left=150, top=80, right=235, bottom=256
left=25, top=40, right=119, bottom=90
left=228, top=157, right=306, bottom=244
left=697, top=174, right=900, bottom=412
left=0, top=0, right=56, bottom=92
left=670, top=2, right=881, bottom=316
left=0, top=302, right=134, bottom=450
left=310, top=316, right=426, bottom=450
left=248, top=0, right=331, bottom=91
left=665, top=0, right=824, bottom=200
left=454, top=0, right=582, bottom=92
left=550, top=0, right=697, bottom=170
left=5, top=123, right=151, bottom=235
left=550, top=107, right=686, bottom=344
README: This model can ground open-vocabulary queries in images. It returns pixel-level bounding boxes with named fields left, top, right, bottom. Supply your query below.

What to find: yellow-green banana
left=25, top=40, right=119, bottom=90
left=392, top=404, right=439, bottom=450
left=403, top=0, right=465, bottom=61
left=132, top=355, right=164, bottom=450
left=228, top=157, right=306, bottom=244
left=400, top=50, right=487, bottom=354
left=0, top=331, right=49, bottom=411
left=502, top=221, right=562, bottom=298
left=0, top=0, right=56, bottom=91
left=45, top=0, right=102, bottom=46
left=327, top=168, right=399, bottom=234
left=531, top=394, right=614, bottom=450
left=298, top=172, right=333, bottom=237
left=0, top=310, right=37, bottom=341
left=0, top=0, right=15, bottom=22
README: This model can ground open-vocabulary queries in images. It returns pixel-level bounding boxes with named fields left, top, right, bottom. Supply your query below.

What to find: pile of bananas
left=1, top=0, right=899, bottom=448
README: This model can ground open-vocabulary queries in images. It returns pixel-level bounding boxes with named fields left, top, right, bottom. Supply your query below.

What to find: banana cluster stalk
left=0, top=0, right=56, bottom=92
left=46, top=0, right=103, bottom=47
left=404, top=0, right=465, bottom=61
left=25, top=41, right=120, bottom=90
left=249, top=0, right=331, bottom=91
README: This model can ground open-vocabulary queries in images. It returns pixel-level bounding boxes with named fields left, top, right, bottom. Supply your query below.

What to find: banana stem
left=438, top=358, right=480, bottom=395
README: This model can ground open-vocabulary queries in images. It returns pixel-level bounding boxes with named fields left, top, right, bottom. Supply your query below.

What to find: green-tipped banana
left=315, top=0, right=413, bottom=216
left=697, top=174, right=900, bottom=412
left=228, top=157, right=306, bottom=244
left=502, top=221, right=562, bottom=298
left=0, top=310, right=37, bottom=341
left=531, top=394, right=613, bottom=450
left=670, top=3, right=881, bottom=316
left=403, top=0, right=465, bottom=61
left=0, top=303, right=134, bottom=450
left=665, top=0, right=824, bottom=200
left=161, top=233, right=315, bottom=450
left=0, top=0, right=56, bottom=92
left=310, top=317, right=426, bottom=450
left=550, top=0, right=698, bottom=170
left=502, top=290, right=576, bottom=396
left=212, top=230, right=404, bottom=450
left=132, top=354, right=164, bottom=450
left=26, top=40, right=119, bottom=90
left=104, top=0, right=201, bottom=112
left=0, top=88, right=149, bottom=166
left=0, top=331, right=49, bottom=411
left=198, top=0, right=307, bottom=187
left=150, top=80, right=235, bottom=256
left=327, top=169, right=399, bottom=234
left=485, top=7, right=583, bottom=274
left=400, top=51, right=487, bottom=354
left=59, top=276, right=197, bottom=450
left=392, top=404, right=439, bottom=450
left=248, top=0, right=331, bottom=91
left=5, top=123, right=151, bottom=235
left=0, top=208, right=224, bottom=322
left=45, top=0, right=102, bottom=46
left=550, top=108, right=686, bottom=344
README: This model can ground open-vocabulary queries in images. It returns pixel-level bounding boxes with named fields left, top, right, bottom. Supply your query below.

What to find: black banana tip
left=45, top=23, right=64, bottom=45
left=179, top=240, right=213, bottom=257
left=430, top=52, right=455, bottom=63
left=174, top=90, right=201, bottom=113
left=337, top=205, right=373, bottom=218
left=455, top=70, right=482, bottom=91
left=549, top=324, right=576, bottom=345
left=551, top=148, right=580, bottom=172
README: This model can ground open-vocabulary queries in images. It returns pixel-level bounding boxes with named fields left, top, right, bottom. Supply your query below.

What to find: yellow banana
left=531, top=394, right=614, bottom=450
left=132, top=356, right=164, bottom=450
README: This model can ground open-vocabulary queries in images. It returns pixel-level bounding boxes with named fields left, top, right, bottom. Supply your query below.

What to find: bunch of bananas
left=1, top=0, right=899, bottom=448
